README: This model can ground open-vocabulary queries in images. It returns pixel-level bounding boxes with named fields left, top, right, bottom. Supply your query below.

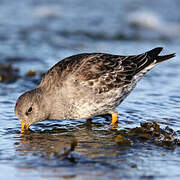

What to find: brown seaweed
left=115, top=122, right=180, bottom=148
left=0, top=64, right=20, bottom=83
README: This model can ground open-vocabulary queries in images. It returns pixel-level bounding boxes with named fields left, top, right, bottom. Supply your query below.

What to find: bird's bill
left=21, top=121, right=30, bottom=132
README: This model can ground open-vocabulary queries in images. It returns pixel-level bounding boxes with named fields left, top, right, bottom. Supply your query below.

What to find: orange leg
left=110, top=112, right=119, bottom=128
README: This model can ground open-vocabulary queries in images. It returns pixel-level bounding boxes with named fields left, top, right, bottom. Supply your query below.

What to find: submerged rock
left=115, top=135, right=132, bottom=146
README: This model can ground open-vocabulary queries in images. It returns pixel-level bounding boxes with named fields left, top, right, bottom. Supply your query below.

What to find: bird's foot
left=110, top=112, right=119, bottom=128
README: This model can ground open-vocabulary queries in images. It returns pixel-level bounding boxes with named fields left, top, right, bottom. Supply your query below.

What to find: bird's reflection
left=15, top=130, right=77, bottom=159
left=14, top=121, right=129, bottom=174
left=14, top=119, right=122, bottom=161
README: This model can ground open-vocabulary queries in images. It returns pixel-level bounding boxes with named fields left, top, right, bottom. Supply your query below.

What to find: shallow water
left=0, top=0, right=180, bottom=179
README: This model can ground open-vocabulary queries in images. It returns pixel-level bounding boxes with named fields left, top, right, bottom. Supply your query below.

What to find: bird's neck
left=41, top=86, right=68, bottom=120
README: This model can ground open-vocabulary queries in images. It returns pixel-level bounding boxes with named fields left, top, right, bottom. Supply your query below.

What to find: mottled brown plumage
left=15, top=47, right=175, bottom=131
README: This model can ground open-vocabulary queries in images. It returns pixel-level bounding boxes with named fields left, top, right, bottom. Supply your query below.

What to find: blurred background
left=0, top=0, right=179, bottom=64
left=0, top=0, right=180, bottom=180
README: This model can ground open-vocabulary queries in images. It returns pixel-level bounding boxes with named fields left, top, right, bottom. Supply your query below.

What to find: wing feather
left=40, top=51, right=160, bottom=94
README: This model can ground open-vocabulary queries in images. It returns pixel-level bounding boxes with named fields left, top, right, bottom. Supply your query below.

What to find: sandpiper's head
left=15, top=88, right=49, bottom=132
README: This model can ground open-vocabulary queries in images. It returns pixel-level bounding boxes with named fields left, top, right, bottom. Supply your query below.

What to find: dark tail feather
left=156, top=53, right=176, bottom=63
left=134, top=47, right=175, bottom=74
left=147, top=47, right=176, bottom=63
left=147, top=47, right=163, bottom=59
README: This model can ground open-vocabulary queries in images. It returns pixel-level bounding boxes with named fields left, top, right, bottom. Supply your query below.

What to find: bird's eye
left=26, top=107, right=32, bottom=116
left=28, top=107, right=32, bottom=113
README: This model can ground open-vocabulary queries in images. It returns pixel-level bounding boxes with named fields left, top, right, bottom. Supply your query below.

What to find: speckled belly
left=70, top=87, right=126, bottom=119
